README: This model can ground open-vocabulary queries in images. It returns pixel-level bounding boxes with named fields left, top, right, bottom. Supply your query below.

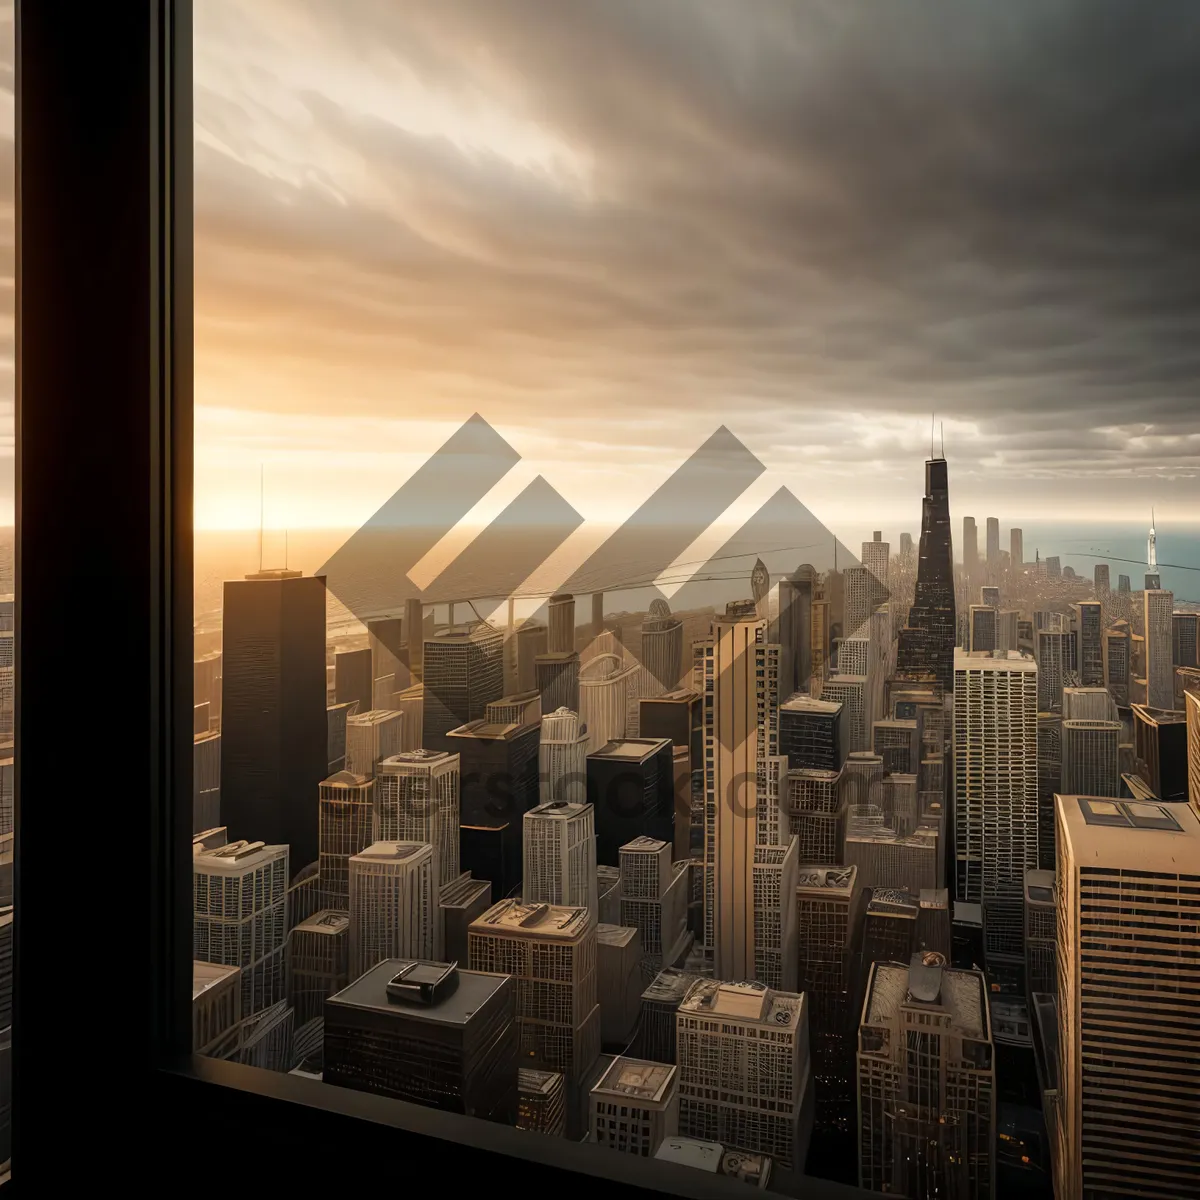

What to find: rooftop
left=527, top=800, right=591, bottom=821
left=471, top=897, right=592, bottom=940
left=1131, top=704, right=1187, bottom=727
left=795, top=864, right=857, bottom=895
left=350, top=841, right=431, bottom=865
left=518, top=1069, right=563, bottom=1098
left=1059, top=794, right=1200, bottom=872
left=780, top=695, right=842, bottom=716
left=954, top=648, right=1036, bottom=671
left=439, top=872, right=492, bottom=908
left=679, top=979, right=803, bottom=1029
left=380, top=748, right=455, bottom=768
left=919, top=888, right=949, bottom=911
left=347, top=709, right=402, bottom=727
left=590, top=737, right=671, bottom=762
left=593, top=1057, right=676, bottom=1104
left=865, top=956, right=987, bottom=1039
left=321, top=769, right=372, bottom=789
left=446, top=718, right=530, bottom=742
left=294, top=909, right=350, bottom=936
left=596, top=924, right=639, bottom=950
left=867, top=889, right=918, bottom=917
left=655, top=1138, right=724, bottom=1173
left=620, top=835, right=668, bottom=854
left=641, top=967, right=705, bottom=1005
left=327, top=957, right=509, bottom=1027
left=193, top=840, right=287, bottom=874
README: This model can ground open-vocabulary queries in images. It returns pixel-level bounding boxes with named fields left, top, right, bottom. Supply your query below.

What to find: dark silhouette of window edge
left=15, top=4, right=874, bottom=1194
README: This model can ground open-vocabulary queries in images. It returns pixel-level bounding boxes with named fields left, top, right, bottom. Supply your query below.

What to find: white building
left=953, top=649, right=1038, bottom=957
left=193, top=839, right=289, bottom=1018
left=1144, top=589, right=1175, bottom=712
left=620, top=837, right=688, bottom=970
left=317, top=770, right=375, bottom=909
left=374, top=749, right=460, bottom=888
left=345, top=708, right=404, bottom=777
left=539, top=707, right=589, bottom=805
left=348, top=841, right=437, bottom=977
left=677, top=979, right=811, bottom=1171
left=523, top=800, right=598, bottom=916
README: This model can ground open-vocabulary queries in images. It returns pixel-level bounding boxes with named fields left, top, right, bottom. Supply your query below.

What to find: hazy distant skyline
left=4, top=5, right=1200, bottom=535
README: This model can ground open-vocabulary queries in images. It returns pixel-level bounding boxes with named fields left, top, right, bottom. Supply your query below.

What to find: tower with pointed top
left=1146, top=510, right=1161, bottom=591
left=895, top=456, right=957, bottom=695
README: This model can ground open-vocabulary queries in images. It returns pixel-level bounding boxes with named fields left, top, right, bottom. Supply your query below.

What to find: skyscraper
left=953, top=650, right=1039, bottom=957
left=1070, top=600, right=1104, bottom=687
left=858, top=953, right=995, bottom=1199
left=677, top=980, right=812, bottom=1171
left=1144, top=589, right=1175, bottom=711
left=422, top=623, right=505, bottom=748
left=897, top=458, right=957, bottom=694
left=1060, top=720, right=1121, bottom=798
left=1093, top=562, right=1109, bottom=598
left=586, top=737, right=675, bottom=867
left=1010, top=528, right=1023, bottom=571
left=640, top=601, right=685, bottom=697
left=344, top=708, right=404, bottom=777
left=707, top=612, right=764, bottom=981
left=193, top=729, right=221, bottom=835
left=348, top=841, right=437, bottom=977
left=1187, top=689, right=1200, bottom=817
left=374, top=749, right=461, bottom=889
left=221, top=569, right=328, bottom=873
left=317, top=770, right=375, bottom=908
left=968, top=604, right=997, bottom=653
left=334, top=646, right=372, bottom=715
left=1103, top=622, right=1131, bottom=707
left=1054, top=795, right=1200, bottom=1200
left=963, top=517, right=978, bottom=577
left=538, top=707, right=589, bottom=806
left=523, top=800, right=598, bottom=915
left=985, top=516, right=999, bottom=566
left=1036, top=629, right=1070, bottom=712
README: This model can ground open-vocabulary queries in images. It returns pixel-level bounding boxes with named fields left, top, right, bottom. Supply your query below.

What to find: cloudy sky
left=5, top=3, right=1200, bottom=545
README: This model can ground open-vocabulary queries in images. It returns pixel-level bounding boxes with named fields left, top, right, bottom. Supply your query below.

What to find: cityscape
left=189, top=428, right=1200, bottom=1198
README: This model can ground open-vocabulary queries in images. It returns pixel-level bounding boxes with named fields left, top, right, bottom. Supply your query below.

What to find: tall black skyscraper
left=221, top=569, right=328, bottom=874
left=896, top=458, right=957, bottom=694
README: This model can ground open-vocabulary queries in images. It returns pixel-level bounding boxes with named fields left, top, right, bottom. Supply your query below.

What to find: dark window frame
left=14, top=3, right=871, bottom=1194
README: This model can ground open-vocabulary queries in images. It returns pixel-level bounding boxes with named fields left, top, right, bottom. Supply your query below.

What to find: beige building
left=676, top=979, right=812, bottom=1170
left=1054, top=794, right=1200, bottom=1200
left=589, top=1056, right=678, bottom=1157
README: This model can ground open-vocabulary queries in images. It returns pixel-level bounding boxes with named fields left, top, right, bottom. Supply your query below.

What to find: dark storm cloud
left=193, top=0, right=1200, bottom=510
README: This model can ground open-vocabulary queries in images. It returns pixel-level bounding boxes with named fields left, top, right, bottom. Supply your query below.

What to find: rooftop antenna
left=258, top=464, right=264, bottom=573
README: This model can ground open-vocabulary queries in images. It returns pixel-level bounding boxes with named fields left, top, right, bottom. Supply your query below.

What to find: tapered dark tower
left=896, top=457, right=956, bottom=694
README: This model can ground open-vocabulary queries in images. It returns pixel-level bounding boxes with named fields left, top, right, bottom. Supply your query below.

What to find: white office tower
left=468, top=899, right=600, bottom=1134
left=1061, top=686, right=1118, bottom=723
left=1060, top=720, right=1121, bottom=798
left=392, top=683, right=424, bottom=752
left=677, top=980, right=812, bottom=1171
left=1054, top=795, right=1200, bottom=1200
left=640, top=604, right=685, bottom=699
left=317, top=771, right=375, bottom=908
left=755, top=754, right=789, bottom=846
left=857, top=952, right=995, bottom=1200
left=861, top=534, right=890, bottom=607
left=374, top=749, right=460, bottom=889
left=620, top=837, right=688, bottom=971
left=539, top=707, right=589, bottom=805
left=706, top=614, right=765, bottom=982
left=345, top=709, right=404, bottom=777
left=193, top=839, right=289, bottom=1018
left=579, top=652, right=637, bottom=751
left=844, top=566, right=873, bottom=641
left=523, top=801, right=598, bottom=916
left=752, top=838, right=799, bottom=992
left=1144, top=589, right=1175, bottom=712
left=347, top=841, right=437, bottom=978
left=820, top=675, right=867, bottom=752
left=953, top=650, right=1039, bottom=957
left=193, top=729, right=221, bottom=835
left=590, top=1057, right=679, bottom=1157
left=1036, top=629, right=1070, bottom=712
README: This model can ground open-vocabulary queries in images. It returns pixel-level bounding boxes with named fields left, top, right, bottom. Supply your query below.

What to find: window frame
left=14, top=3, right=871, bottom=1194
